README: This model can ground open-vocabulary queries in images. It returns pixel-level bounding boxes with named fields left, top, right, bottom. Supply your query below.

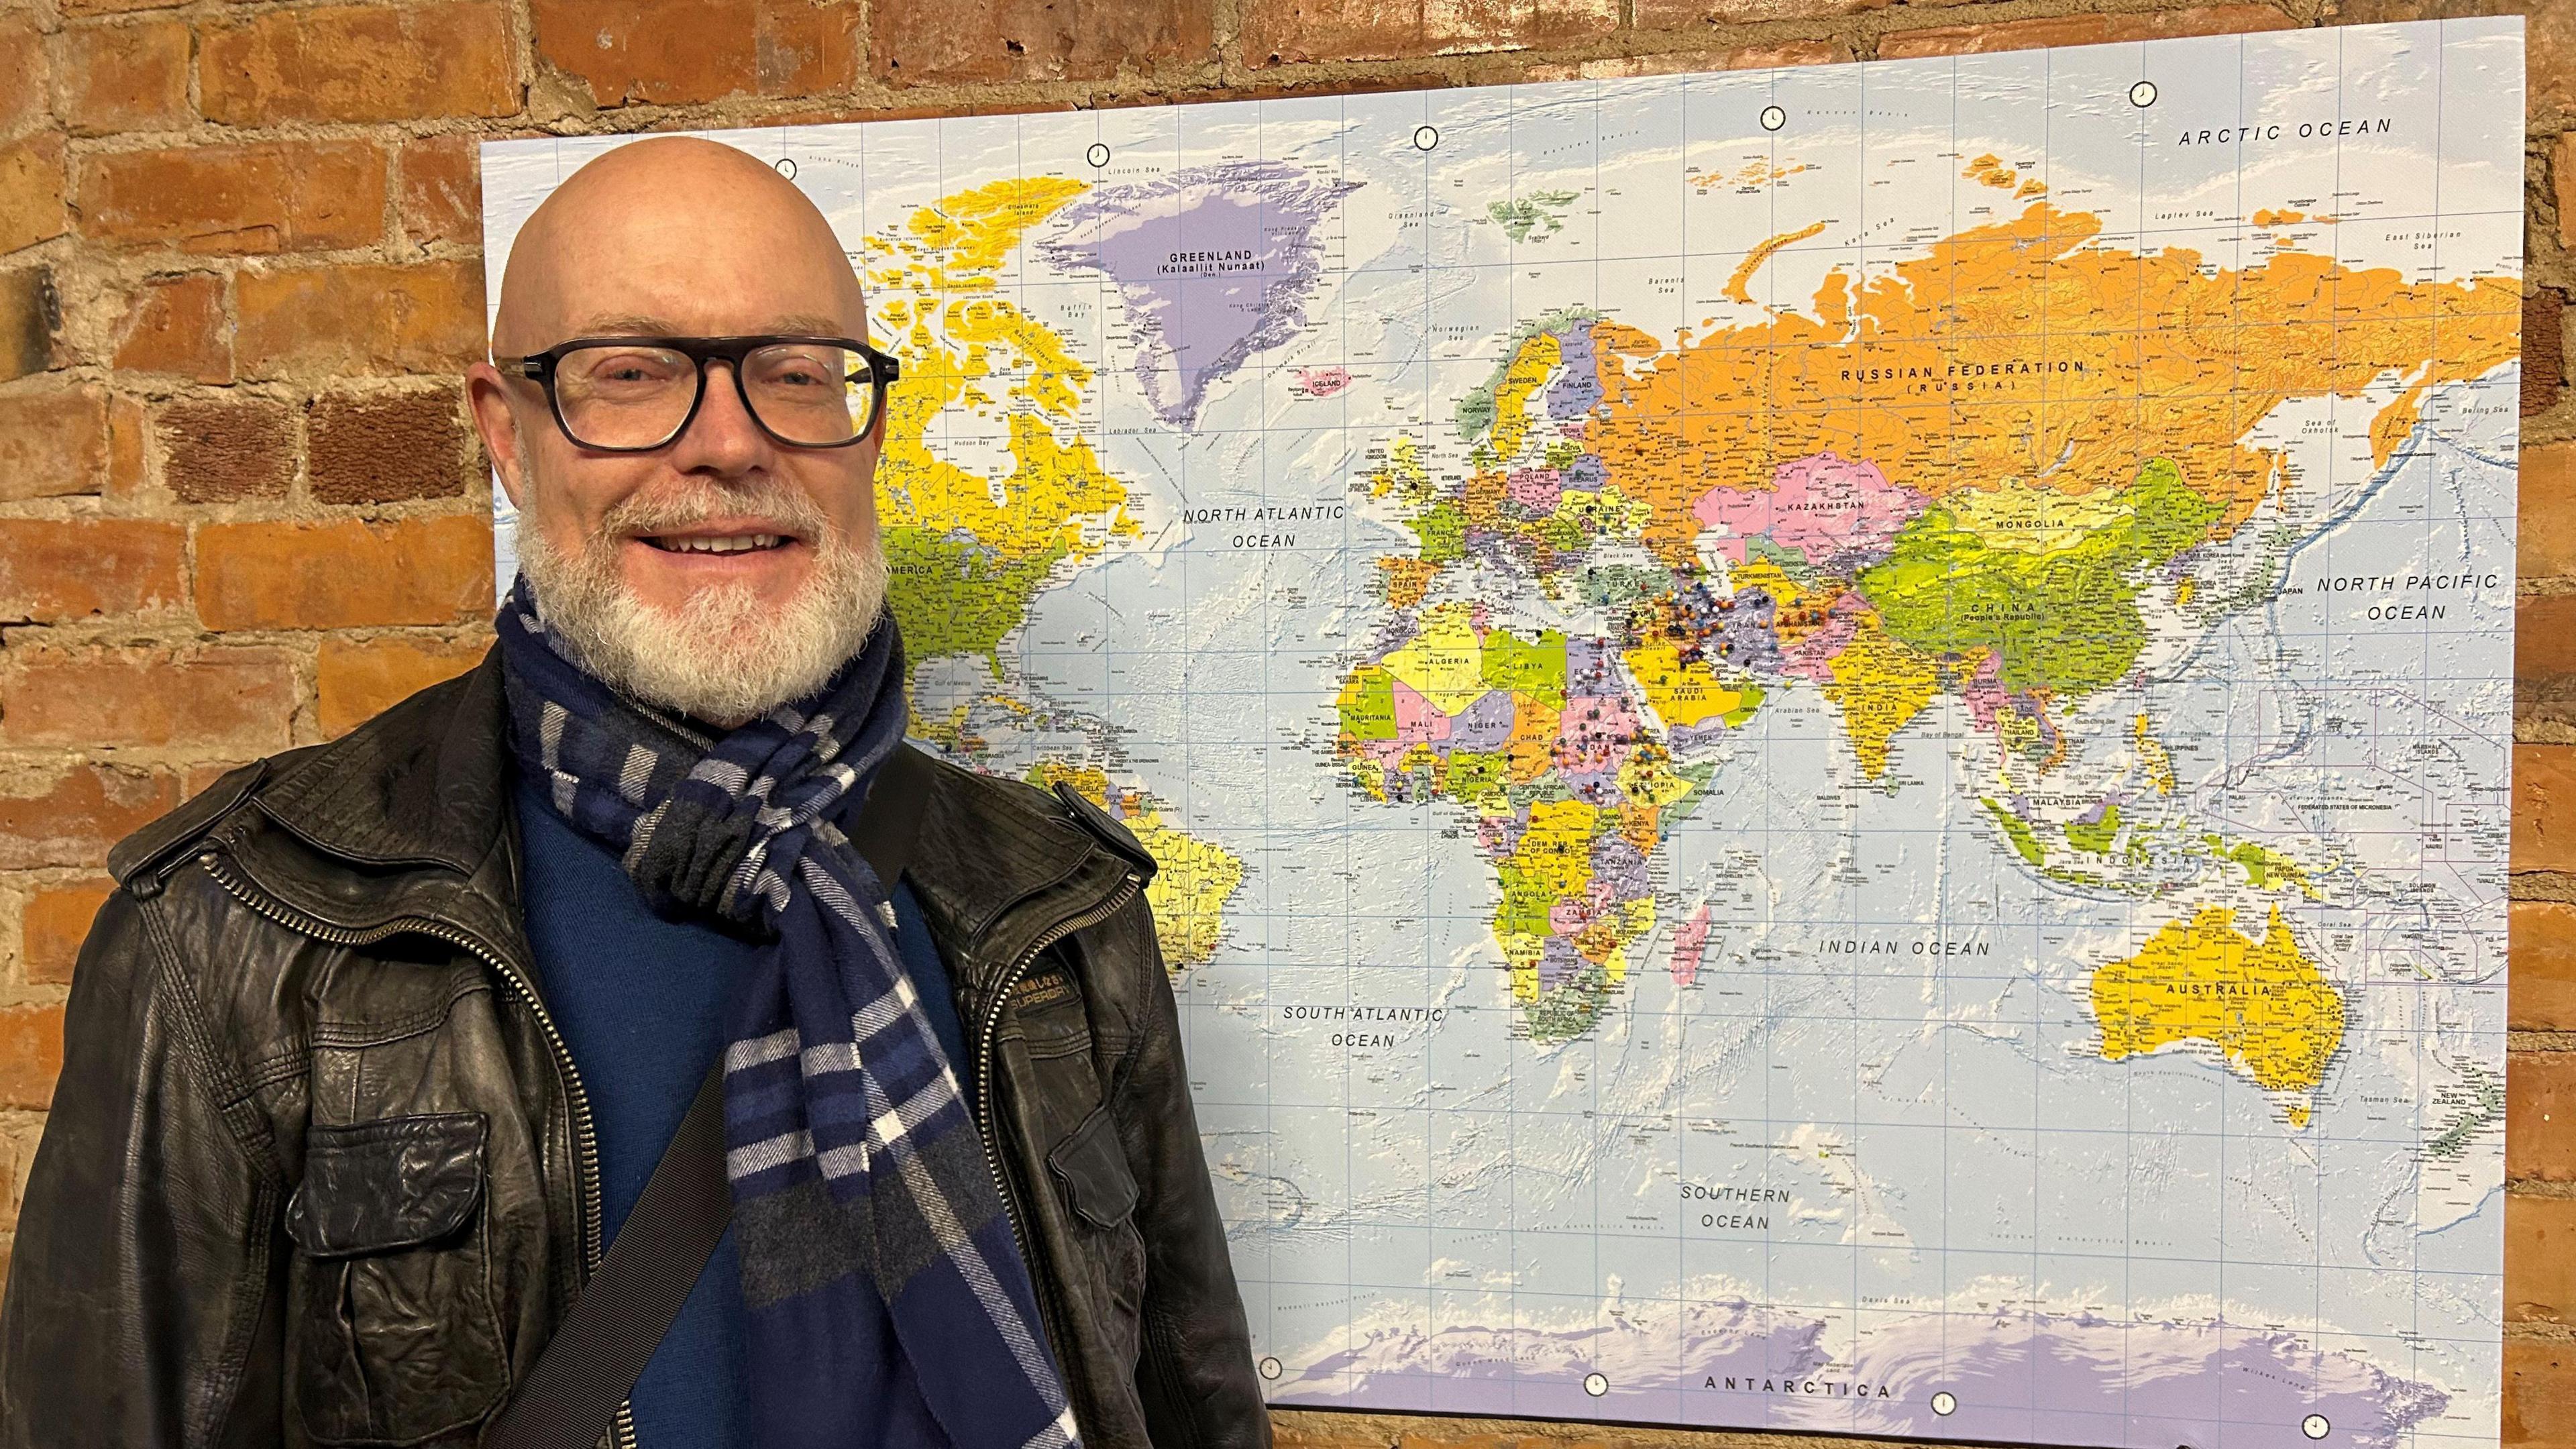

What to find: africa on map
left=479, top=20, right=2522, bottom=1447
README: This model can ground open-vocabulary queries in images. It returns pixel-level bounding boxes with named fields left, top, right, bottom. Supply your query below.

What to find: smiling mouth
left=639, top=534, right=793, bottom=555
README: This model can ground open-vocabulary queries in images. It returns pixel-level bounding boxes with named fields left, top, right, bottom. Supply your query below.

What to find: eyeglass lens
left=552, top=343, right=881, bottom=449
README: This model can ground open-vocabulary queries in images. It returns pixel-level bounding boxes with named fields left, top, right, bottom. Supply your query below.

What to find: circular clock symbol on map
left=771, top=157, right=797, bottom=179
left=1760, top=104, right=1788, bottom=131
left=1582, top=1373, right=1609, bottom=1397
left=2303, top=1416, right=2330, bottom=1440
left=1259, top=1357, right=1283, bottom=1381
left=1086, top=142, right=1110, bottom=168
left=2130, top=80, right=2159, bottom=107
left=1414, top=125, right=1440, bottom=151
left=1931, top=1391, right=1959, bottom=1416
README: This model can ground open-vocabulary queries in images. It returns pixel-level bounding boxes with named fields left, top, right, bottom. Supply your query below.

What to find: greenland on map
left=478, top=19, right=2522, bottom=1447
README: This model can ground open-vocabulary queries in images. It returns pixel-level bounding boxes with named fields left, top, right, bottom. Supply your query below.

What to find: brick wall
left=0, top=0, right=2569, bottom=1444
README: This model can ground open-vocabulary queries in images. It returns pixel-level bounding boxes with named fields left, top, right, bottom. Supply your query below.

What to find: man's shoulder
left=105, top=655, right=498, bottom=890
left=912, top=750, right=1158, bottom=883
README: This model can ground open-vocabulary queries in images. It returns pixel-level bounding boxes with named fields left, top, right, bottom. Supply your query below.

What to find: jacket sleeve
left=1114, top=904, right=1272, bottom=1449
left=0, top=888, right=286, bottom=1449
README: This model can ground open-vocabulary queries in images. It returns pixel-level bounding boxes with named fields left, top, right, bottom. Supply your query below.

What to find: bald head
left=493, top=137, right=867, bottom=356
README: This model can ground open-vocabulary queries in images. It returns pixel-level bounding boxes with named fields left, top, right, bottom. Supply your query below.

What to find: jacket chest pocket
left=1046, top=1105, right=1148, bottom=1366
left=283, top=1114, right=508, bottom=1447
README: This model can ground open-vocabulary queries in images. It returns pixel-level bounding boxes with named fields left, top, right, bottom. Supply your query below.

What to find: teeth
left=656, top=534, right=784, bottom=554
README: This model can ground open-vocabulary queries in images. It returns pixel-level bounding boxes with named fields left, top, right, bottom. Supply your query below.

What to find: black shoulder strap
left=484, top=743, right=934, bottom=1448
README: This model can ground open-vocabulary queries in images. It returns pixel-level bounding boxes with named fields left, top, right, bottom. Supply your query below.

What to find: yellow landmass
left=1379, top=602, right=1490, bottom=716
left=1490, top=332, right=1561, bottom=461
left=2135, top=714, right=2176, bottom=795
left=1942, top=476, right=2130, bottom=553
left=1821, top=617, right=1939, bottom=780
left=1625, top=643, right=1753, bottom=729
left=1024, top=761, right=1245, bottom=971
left=2091, top=906, right=2344, bottom=1126
left=1588, top=201, right=2520, bottom=564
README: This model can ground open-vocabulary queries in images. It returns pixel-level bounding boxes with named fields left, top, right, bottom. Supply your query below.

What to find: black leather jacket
left=0, top=653, right=1271, bottom=1449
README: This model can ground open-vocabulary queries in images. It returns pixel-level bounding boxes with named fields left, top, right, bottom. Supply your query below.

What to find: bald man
left=0, top=138, right=1270, bottom=1449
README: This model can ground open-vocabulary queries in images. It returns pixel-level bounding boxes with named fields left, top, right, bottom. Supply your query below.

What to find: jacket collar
left=235, top=647, right=1132, bottom=1002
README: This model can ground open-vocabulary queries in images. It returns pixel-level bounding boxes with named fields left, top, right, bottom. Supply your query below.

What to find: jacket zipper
left=193, top=848, right=632, bottom=1449
left=970, top=873, right=1142, bottom=1281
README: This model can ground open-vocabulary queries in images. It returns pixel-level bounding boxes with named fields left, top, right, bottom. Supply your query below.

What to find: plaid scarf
left=496, top=578, right=1079, bottom=1449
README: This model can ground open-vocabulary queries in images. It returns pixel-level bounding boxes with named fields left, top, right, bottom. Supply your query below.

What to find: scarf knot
left=496, top=578, right=1079, bottom=1449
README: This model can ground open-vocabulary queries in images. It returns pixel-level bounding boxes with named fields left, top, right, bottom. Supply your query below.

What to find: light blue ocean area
left=475, top=18, right=2523, bottom=1446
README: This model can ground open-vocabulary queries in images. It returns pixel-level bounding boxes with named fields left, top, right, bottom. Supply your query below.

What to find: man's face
left=467, top=140, right=890, bottom=723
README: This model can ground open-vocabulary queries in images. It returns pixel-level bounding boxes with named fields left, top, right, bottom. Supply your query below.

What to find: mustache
left=597, top=482, right=835, bottom=542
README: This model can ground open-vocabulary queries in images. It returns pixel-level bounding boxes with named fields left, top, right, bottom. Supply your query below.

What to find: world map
left=479, top=21, right=2522, bottom=1447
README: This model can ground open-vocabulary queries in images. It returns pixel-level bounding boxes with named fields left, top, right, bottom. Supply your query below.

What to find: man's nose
left=668, top=360, right=772, bottom=472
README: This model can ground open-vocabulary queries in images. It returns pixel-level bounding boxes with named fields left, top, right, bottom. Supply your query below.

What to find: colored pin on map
left=1086, top=142, right=1110, bottom=168
left=2131, top=80, right=2159, bottom=107
left=1414, top=125, right=1440, bottom=151
left=1931, top=1392, right=1959, bottom=1416
left=1583, top=1373, right=1609, bottom=1397
left=1760, top=105, right=1787, bottom=131
left=2304, top=1416, right=2330, bottom=1440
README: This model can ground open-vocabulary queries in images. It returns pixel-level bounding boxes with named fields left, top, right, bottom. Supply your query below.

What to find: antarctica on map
left=480, top=16, right=2524, bottom=1447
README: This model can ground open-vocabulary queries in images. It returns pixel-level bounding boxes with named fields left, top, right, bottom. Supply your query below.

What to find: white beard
left=517, top=482, right=890, bottom=726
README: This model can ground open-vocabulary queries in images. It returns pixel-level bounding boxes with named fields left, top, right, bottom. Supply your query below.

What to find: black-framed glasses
left=510, top=335, right=902, bottom=451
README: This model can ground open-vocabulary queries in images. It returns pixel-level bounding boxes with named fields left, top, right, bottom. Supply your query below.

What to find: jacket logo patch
left=1010, top=968, right=1078, bottom=1012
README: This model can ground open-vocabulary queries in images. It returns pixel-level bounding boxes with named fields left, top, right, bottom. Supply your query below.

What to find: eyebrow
left=566, top=313, right=853, bottom=337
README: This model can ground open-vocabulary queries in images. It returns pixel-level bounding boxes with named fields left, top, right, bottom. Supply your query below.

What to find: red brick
left=0, top=268, right=53, bottom=384
left=77, top=142, right=387, bottom=257
left=0, top=133, right=68, bottom=256
left=533, top=0, right=859, bottom=105
left=1636, top=0, right=1883, bottom=26
left=235, top=260, right=482, bottom=380
left=397, top=138, right=480, bottom=250
left=2510, top=1191, right=2576, bottom=1322
left=0, top=384, right=109, bottom=502
left=1242, top=0, right=1615, bottom=66
left=111, top=273, right=230, bottom=384
left=0, top=519, right=185, bottom=622
left=2520, top=745, right=2576, bottom=874
left=873, top=0, right=1201, bottom=85
left=57, top=20, right=192, bottom=136
left=1876, top=5, right=2294, bottom=60
left=2508, top=1338, right=2576, bottom=1447
left=0, top=1004, right=63, bottom=1110
left=182, top=760, right=249, bottom=800
left=2532, top=290, right=2566, bottom=419
left=196, top=515, right=493, bottom=630
left=2515, top=902, right=2576, bottom=1032
left=22, top=877, right=112, bottom=986
left=2527, top=441, right=2576, bottom=580
left=317, top=635, right=488, bottom=737
left=2524, top=594, right=2576, bottom=682
left=308, top=390, right=476, bottom=504
left=2559, top=133, right=2576, bottom=252
left=0, top=647, right=297, bottom=751
left=107, top=393, right=144, bottom=498
left=0, top=15, right=48, bottom=140
left=201, top=2, right=517, bottom=125
left=1516, top=38, right=1842, bottom=80
left=0, top=765, right=178, bottom=871
left=2512, top=1051, right=2576, bottom=1183
left=157, top=396, right=294, bottom=503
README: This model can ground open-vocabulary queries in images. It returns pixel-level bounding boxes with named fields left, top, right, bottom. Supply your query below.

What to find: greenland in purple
left=1042, top=161, right=1358, bottom=429
left=1269, top=1302, right=2450, bottom=1449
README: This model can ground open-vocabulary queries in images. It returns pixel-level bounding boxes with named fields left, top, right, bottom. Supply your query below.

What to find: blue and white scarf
left=496, top=578, right=1079, bottom=1449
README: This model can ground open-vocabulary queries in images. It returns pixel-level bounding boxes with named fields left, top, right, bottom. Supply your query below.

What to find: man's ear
left=464, top=362, right=531, bottom=509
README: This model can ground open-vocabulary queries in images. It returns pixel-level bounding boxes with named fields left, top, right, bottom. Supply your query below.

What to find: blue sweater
left=514, top=777, right=972, bottom=1448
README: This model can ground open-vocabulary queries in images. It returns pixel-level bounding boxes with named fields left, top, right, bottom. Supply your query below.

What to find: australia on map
left=480, top=18, right=2522, bottom=1448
